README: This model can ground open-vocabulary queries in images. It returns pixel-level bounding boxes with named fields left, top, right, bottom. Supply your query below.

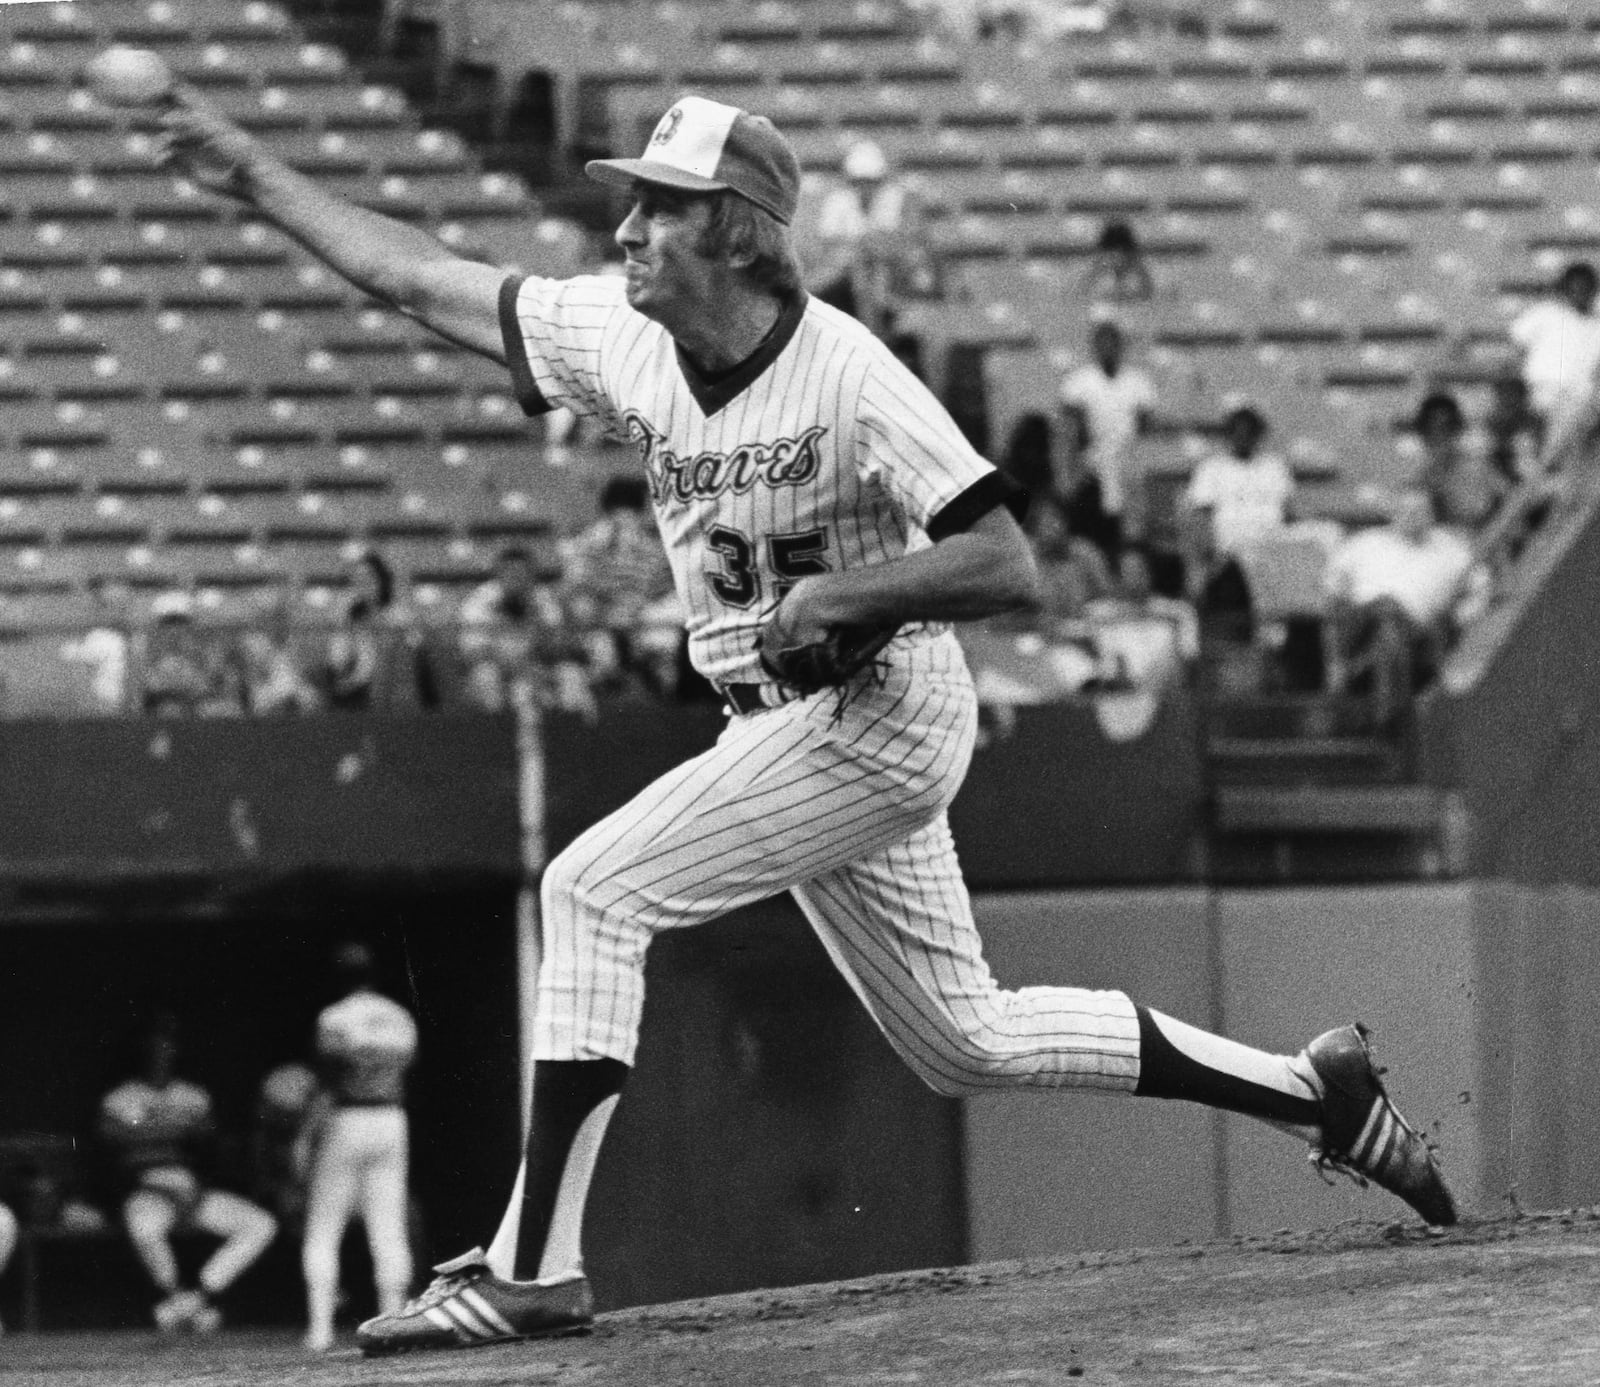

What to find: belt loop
left=721, top=682, right=794, bottom=715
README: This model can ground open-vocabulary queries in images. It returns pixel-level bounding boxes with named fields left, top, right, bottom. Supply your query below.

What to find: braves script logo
left=650, top=106, right=684, bottom=147
left=625, top=412, right=827, bottom=505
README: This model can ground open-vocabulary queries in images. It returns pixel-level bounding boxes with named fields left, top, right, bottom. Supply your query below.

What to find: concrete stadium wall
left=965, top=880, right=1600, bottom=1262
left=0, top=717, right=521, bottom=887
left=1423, top=481, right=1600, bottom=889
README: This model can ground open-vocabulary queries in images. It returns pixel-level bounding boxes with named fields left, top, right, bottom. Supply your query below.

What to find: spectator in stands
left=1509, top=259, right=1600, bottom=440
left=1484, top=373, right=1544, bottom=488
left=316, top=549, right=431, bottom=711
left=1058, top=319, right=1157, bottom=558
left=808, top=140, right=936, bottom=335
left=460, top=542, right=595, bottom=718
left=97, top=1015, right=278, bottom=1335
left=1054, top=403, right=1114, bottom=553
left=1179, top=407, right=1294, bottom=663
left=1182, top=405, right=1295, bottom=561
left=998, top=411, right=1057, bottom=505
left=141, top=593, right=243, bottom=719
left=1321, top=484, right=1490, bottom=726
left=917, top=0, right=1109, bottom=41
left=1086, top=545, right=1199, bottom=692
left=1082, top=219, right=1155, bottom=305
left=1028, top=493, right=1114, bottom=628
left=1412, top=390, right=1506, bottom=531
left=561, top=477, right=677, bottom=693
left=987, top=494, right=1106, bottom=694
left=240, top=600, right=321, bottom=717
left=60, top=577, right=131, bottom=715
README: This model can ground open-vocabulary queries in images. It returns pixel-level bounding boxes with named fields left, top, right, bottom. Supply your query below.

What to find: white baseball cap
left=586, top=96, right=802, bottom=225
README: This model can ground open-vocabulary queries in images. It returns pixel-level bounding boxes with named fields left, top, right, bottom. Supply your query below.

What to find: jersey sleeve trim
left=497, top=273, right=551, bottom=417
left=926, top=470, right=1028, bottom=541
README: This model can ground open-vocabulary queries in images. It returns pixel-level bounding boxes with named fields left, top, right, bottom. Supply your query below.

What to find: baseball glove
left=758, top=622, right=899, bottom=695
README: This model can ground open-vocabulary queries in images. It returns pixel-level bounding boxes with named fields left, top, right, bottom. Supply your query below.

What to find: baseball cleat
left=153, top=1289, right=208, bottom=1333
left=1302, top=1023, right=1458, bottom=1226
left=188, top=1296, right=222, bottom=1335
left=356, top=1248, right=594, bottom=1356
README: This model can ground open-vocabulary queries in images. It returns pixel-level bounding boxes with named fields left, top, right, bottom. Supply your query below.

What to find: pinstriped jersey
left=499, top=274, right=1011, bottom=685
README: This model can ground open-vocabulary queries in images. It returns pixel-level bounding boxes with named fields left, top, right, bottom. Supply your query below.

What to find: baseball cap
left=586, top=96, right=801, bottom=225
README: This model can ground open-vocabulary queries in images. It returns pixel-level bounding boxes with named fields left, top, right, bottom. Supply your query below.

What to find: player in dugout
left=157, top=89, right=1458, bottom=1353
left=300, top=942, right=419, bottom=1352
left=96, top=1014, right=278, bottom=1333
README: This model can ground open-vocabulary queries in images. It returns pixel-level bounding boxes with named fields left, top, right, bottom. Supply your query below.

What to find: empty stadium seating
left=0, top=0, right=634, bottom=622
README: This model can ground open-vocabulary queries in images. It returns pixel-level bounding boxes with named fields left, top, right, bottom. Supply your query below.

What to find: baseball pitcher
left=156, top=90, right=1456, bottom=1356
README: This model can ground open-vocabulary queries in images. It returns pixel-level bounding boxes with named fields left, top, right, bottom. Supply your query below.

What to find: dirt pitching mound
left=15, top=1209, right=1600, bottom=1387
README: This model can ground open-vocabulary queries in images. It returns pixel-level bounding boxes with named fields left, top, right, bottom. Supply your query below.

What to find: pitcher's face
left=615, top=184, right=721, bottom=323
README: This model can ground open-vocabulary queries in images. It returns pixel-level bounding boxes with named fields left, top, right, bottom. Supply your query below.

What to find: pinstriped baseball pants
left=534, top=634, right=1142, bottom=1096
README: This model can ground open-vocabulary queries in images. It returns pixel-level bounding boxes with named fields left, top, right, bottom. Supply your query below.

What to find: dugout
left=0, top=718, right=526, bottom=1329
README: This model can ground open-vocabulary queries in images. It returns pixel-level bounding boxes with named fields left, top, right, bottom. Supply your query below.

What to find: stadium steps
left=1198, top=690, right=1463, bottom=881
left=1213, top=782, right=1448, bottom=833
left=1204, top=733, right=1406, bottom=786
left=1205, top=782, right=1466, bottom=883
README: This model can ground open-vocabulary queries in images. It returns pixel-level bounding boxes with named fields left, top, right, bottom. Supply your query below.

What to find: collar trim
left=676, top=293, right=807, bottom=416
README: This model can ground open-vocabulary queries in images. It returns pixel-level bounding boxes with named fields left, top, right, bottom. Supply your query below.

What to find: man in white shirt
left=1508, top=260, right=1600, bottom=436
left=1183, top=406, right=1295, bottom=560
left=1058, top=320, right=1156, bottom=554
left=805, top=140, right=933, bottom=333
left=1321, top=485, right=1489, bottom=724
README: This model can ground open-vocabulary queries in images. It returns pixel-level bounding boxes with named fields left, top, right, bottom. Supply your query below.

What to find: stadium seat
left=0, top=546, right=91, bottom=592
left=379, top=533, right=492, bottom=582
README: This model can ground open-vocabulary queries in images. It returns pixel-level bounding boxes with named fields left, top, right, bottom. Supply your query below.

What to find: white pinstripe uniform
left=500, top=267, right=1145, bottom=1100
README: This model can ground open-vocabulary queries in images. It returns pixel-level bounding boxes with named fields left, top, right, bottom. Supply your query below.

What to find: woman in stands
left=317, top=550, right=436, bottom=711
left=1082, top=219, right=1155, bottom=304
left=1412, top=390, right=1505, bottom=532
